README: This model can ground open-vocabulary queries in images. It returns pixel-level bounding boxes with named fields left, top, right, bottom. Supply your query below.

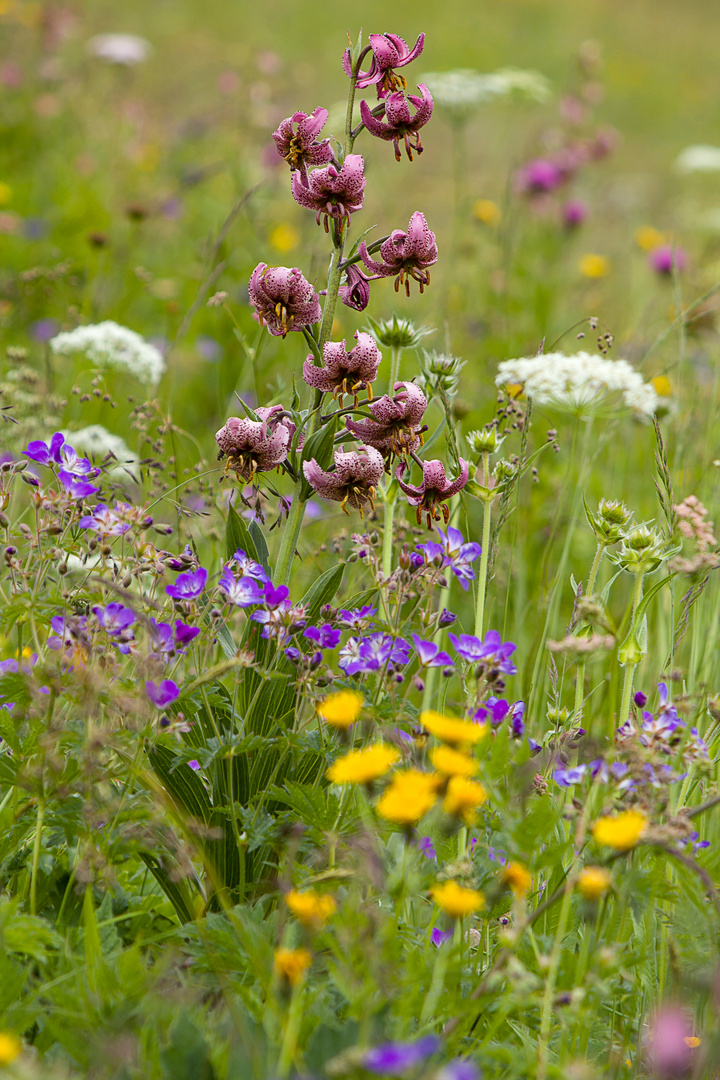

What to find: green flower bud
left=416, top=349, right=465, bottom=399
left=467, top=426, right=506, bottom=456
left=366, top=314, right=435, bottom=350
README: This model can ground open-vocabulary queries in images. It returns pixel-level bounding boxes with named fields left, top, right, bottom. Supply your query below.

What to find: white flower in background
left=496, top=352, right=659, bottom=418
left=61, top=425, right=139, bottom=479
left=86, top=34, right=152, bottom=65
left=50, top=322, right=166, bottom=387
left=421, top=67, right=551, bottom=114
left=675, top=145, right=720, bottom=174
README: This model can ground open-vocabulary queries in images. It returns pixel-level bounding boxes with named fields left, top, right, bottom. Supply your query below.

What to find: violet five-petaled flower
left=215, top=406, right=295, bottom=481
left=431, top=926, right=454, bottom=947
left=448, top=629, right=517, bottom=674
left=359, top=211, right=438, bottom=296
left=58, top=470, right=100, bottom=500
left=218, top=566, right=266, bottom=608
left=343, top=32, right=425, bottom=98
left=302, top=331, right=381, bottom=402
left=360, top=84, right=433, bottom=162
left=146, top=679, right=180, bottom=709
left=304, top=624, right=342, bottom=649
left=165, top=567, right=207, bottom=601
left=363, top=1034, right=439, bottom=1075
left=339, top=632, right=410, bottom=675
left=24, top=432, right=65, bottom=467
left=396, top=458, right=469, bottom=526
left=247, top=263, right=322, bottom=338
left=291, top=153, right=366, bottom=231
left=412, top=633, right=454, bottom=669
left=272, top=107, right=333, bottom=185
left=338, top=263, right=371, bottom=311
left=303, top=444, right=384, bottom=516
left=79, top=503, right=132, bottom=536
left=345, top=380, right=427, bottom=458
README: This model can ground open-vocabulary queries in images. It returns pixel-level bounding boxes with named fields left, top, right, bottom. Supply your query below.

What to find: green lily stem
left=388, top=345, right=401, bottom=391
left=617, top=571, right=646, bottom=735
left=30, top=799, right=45, bottom=916
left=473, top=494, right=493, bottom=639
left=382, top=496, right=396, bottom=582
left=573, top=541, right=605, bottom=720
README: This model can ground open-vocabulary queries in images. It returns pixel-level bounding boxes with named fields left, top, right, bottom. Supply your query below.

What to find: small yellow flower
left=684, top=1036, right=701, bottom=1048
left=317, top=690, right=363, bottom=729
left=443, top=776, right=488, bottom=824
left=577, top=865, right=613, bottom=900
left=472, top=198, right=501, bottom=226
left=579, top=253, right=609, bottom=278
left=0, top=183, right=11, bottom=206
left=502, top=861, right=532, bottom=897
left=430, top=745, right=479, bottom=777
left=650, top=374, right=672, bottom=398
left=421, top=710, right=488, bottom=747
left=376, top=769, right=438, bottom=825
left=432, top=880, right=485, bottom=918
left=505, top=383, right=525, bottom=400
left=326, top=743, right=399, bottom=785
left=635, top=225, right=665, bottom=252
left=270, top=222, right=300, bottom=253
left=591, top=809, right=646, bottom=851
left=286, top=889, right=336, bottom=927
left=274, top=947, right=312, bottom=985
left=0, top=1033, right=21, bottom=1066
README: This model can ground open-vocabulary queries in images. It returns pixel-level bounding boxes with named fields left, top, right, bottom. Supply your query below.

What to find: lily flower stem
left=617, top=571, right=646, bottom=738
left=381, top=347, right=403, bottom=582
left=473, top=455, right=493, bottom=638
left=573, top=541, right=605, bottom=720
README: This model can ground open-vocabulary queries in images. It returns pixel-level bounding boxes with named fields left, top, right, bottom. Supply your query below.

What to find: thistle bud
left=598, top=498, right=631, bottom=527
left=467, top=425, right=506, bottom=456
left=417, top=349, right=465, bottom=399
left=584, top=497, right=632, bottom=545
left=366, top=314, right=435, bottom=350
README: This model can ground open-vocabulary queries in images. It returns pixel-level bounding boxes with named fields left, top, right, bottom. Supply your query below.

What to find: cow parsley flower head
left=421, top=67, right=551, bottom=116
left=675, top=144, right=720, bottom=174
left=50, top=322, right=166, bottom=386
left=496, top=351, right=659, bottom=418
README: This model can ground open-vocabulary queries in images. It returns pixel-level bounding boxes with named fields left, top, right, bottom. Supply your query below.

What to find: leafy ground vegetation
left=2, top=2, right=720, bottom=1078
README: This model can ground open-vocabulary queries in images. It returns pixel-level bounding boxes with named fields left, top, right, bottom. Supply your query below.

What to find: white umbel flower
left=50, top=322, right=165, bottom=386
left=61, top=425, right=139, bottom=479
left=86, top=34, right=152, bottom=65
left=496, top=352, right=659, bottom=418
left=421, top=67, right=551, bottom=113
left=675, top=145, right=720, bottom=174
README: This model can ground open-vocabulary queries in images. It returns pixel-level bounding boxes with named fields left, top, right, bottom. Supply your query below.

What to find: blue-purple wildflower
left=449, top=629, right=517, bottom=674
left=364, top=1035, right=440, bottom=1075
left=304, top=624, right=342, bottom=649
left=146, top=679, right=180, bottom=709
left=412, top=633, right=454, bottom=669
left=218, top=566, right=265, bottom=607
left=431, top=927, right=453, bottom=947
left=165, top=567, right=208, bottom=600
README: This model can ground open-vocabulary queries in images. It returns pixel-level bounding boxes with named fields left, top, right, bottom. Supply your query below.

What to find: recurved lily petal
left=345, top=380, right=427, bottom=457
left=360, top=85, right=433, bottom=161
left=344, top=32, right=425, bottom=98
left=248, top=263, right=321, bottom=338
left=272, top=107, right=333, bottom=184
left=359, top=211, right=437, bottom=295
left=302, top=331, right=381, bottom=400
left=303, top=444, right=384, bottom=517
left=291, top=154, right=366, bottom=230
left=396, top=457, right=470, bottom=527
left=216, top=405, right=294, bottom=481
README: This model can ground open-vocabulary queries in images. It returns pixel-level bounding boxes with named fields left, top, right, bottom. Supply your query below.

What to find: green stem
left=277, top=982, right=304, bottom=1078
left=617, top=572, right=646, bottom=733
left=388, top=345, right=401, bottom=391
left=574, top=542, right=605, bottom=720
left=382, top=496, right=396, bottom=581
left=30, top=799, right=45, bottom=916
left=275, top=492, right=305, bottom=587
left=474, top=494, right=493, bottom=639
left=537, top=872, right=574, bottom=1080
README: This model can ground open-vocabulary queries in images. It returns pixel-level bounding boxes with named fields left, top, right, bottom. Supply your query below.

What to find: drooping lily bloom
left=396, top=458, right=469, bottom=526
left=291, top=154, right=366, bottom=230
left=272, top=107, right=333, bottom=185
left=302, top=331, right=381, bottom=401
left=345, top=380, right=427, bottom=458
left=248, top=263, right=321, bottom=337
left=338, top=264, right=371, bottom=311
left=215, top=406, right=294, bottom=481
left=343, top=32, right=425, bottom=98
left=303, top=444, right=384, bottom=516
left=359, top=211, right=438, bottom=295
left=360, top=85, right=433, bottom=162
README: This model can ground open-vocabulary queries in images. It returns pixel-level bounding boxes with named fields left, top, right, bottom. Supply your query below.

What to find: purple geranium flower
left=435, top=526, right=481, bottom=590
left=441, top=1061, right=481, bottom=1080
left=417, top=835, right=437, bottom=862
left=431, top=927, right=453, bottom=947
left=92, top=602, right=135, bottom=634
left=24, top=433, right=65, bottom=466
left=553, top=765, right=588, bottom=788
left=449, top=629, right=517, bottom=675
left=339, top=632, right=410, bottom=675
left=364, top=1035, right=439, bottom=1075
left=412, top=633, right=454, bottom=669
left=165, top=567, right=207, bottom=600
left=146, top=679, right=180, bottom=709
left=79, top=504, right=132, bottom=536
left=337, top=605, right=377, bottom=630
left=218, top=566, right=265, bottom=607
left=304, top=624, right=342, bottom=650
left=232, top=548, right=271, bottom=585
left=58, top=470, right=100, bottom=500
left=174, top=621, right=200, bottom=648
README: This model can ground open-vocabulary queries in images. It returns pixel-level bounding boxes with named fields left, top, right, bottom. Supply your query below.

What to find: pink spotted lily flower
left=272, top=108, right=333, bottom=186
left=396, top=458, right=469, bottom=526
left=248, top=264, right=321, bottom=337
left=359, top=211, right=437, bottom=295
left=303, top=444, right=384, bottom=516
left=345, top=380, right=427, bottom=458
left=215, top=405, right=295, bottom=481
left=343, top=32, right=425, bottom=98
left=302, top=331, right=381, bottom=402
left=291, top=154, right=366, bottom=231
left=338, top=264, right=371, bottom=311
left=360, top=85, right=433, bottom=162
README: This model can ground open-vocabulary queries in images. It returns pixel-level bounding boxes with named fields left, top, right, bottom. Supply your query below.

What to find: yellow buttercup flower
left=472, top=198, right=501, bottom=226
left=274, top=947, right=312, bottom=985
left=430, top=745, right=479, bottom=777
left=650, top=374, right=672, bottom=398
left=592, top=809, right=646, bottom=851
left=286, top=890, right=336, bottom=927
left=326, top=744, right=399, bottom=785
left=502, top=861, right=532, bottom=897
left=317, top=690, right=363, bottom=729
left=0, top=1033, right=21, bottom=1066
left=421, top=710, right=488, bottom=747
left=443, top=776, right=487, bottom=824
left=432, top=880, right=485, bottom=918
left=684, top=1036, right=701, bottom=1048
left=577, top=866, right=613, bottom=900
left=270, top=222, right=300, bottom=253
left=579, top=253, right=609, bottom=279
left=376, top=769, right=438, bottom=825
left=635, top=225, right=665, bottom=252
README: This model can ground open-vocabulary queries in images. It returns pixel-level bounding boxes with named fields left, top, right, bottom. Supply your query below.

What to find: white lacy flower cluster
left=495, top=352, right=659, bottom=418
left=86, top=34, right=152, bottom=65
left=675, top=145, right=720, bottom=174
left=61, top=425, right=139, bottom=479
left=50, top=322, right=166, bottom=387
left=421, top=67, right=551, bottom=113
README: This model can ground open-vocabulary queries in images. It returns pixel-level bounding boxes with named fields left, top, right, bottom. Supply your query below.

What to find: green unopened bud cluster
left=585, top=498, right=632, bottom=546
left=614, top=525, right=666, bottom=574
left=417, top=349, right=465, bottom=398
left=366, top=314, right=435, bottom=350
left=467, top=425, right=506, bottom=456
